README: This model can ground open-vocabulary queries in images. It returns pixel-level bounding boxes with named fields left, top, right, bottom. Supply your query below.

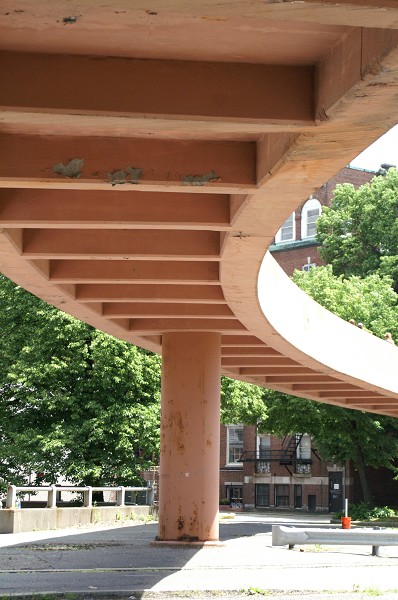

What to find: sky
left=349, top=124, right=398, bottom=172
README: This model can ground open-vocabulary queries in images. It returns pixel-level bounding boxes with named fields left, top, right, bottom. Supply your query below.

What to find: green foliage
left=0, top=275, right=161, bottom=493
left=263, top=264, right=398, bottom=504
left=219, top=498, right=230, bottom=505
left=221, top=377, right=267, bottom=426
left=264, top=390, right=398, bottom=469
left=334, top=502, right=397, bottom=521
left=316, top=168, right=398, bottom=289
left=291, top=265, right=398, bottom=341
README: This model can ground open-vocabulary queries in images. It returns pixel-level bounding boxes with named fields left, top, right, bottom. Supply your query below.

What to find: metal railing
left=272, top=525, right=398, bottom=557
left=5, top=484, right=154, bottom=509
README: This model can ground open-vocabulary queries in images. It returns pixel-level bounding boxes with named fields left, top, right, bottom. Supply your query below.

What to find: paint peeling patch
left=63, top=16, right=80, bottom=24
left=53, top=158, right=84, bottom=179
left=177, top=515, right=185, bottom=530
left=107, top=167, right=143, bottom=186
left=183, top=170, right=220, bottom=186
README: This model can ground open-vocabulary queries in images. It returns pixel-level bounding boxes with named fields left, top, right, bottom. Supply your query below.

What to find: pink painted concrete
left=158, top=332, right=221, bottom=542
left=2, top=1, right=398, bottom=543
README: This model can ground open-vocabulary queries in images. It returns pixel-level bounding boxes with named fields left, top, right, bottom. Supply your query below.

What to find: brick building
left=269, top=165, right=376, bottom=276
left=219, top=424, right=353, bottom=513
left=146, top=163, right=396, bottom=513
left=219, top=165, right=382, bottom=513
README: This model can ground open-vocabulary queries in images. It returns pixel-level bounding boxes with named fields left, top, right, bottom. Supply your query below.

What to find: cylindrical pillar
left=158, top=332, right=221, bottom=542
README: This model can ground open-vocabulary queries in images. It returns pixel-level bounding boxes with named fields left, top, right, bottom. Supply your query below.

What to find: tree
left=263, top=391, right=398, bottom=506
left=316, top=168, right=398, bottom=290
left=0, top=275, right=267, bottom=495
left=260, top=265, right=398, bottom=504
left=0, top=275, right=161, bottom=494
left=221, top=377, right=267, bottom=426
left=292, top=265, right=398, bottom=341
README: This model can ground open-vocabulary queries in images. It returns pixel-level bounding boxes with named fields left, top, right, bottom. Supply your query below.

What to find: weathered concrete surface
left=0, top=513, right=397, bottom=596
left=0, top=506, right=152, bottom=534
left=2, top=0, right=398, bottom=545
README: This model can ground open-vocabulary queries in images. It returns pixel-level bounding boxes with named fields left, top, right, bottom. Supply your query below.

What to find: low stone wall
left=0, top=505, right=154, bottom=534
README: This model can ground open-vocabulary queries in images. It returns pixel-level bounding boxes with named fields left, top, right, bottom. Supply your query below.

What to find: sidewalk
left=0, top=512, right=397, bottom=598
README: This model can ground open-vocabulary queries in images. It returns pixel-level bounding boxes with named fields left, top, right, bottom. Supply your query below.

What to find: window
left=294, top=484, right=302, bottom=509
left=301, top=198, right=321, bottom=239
left=226, top=425, right=244, bottom=465
left=255, top=432, right=271, bottom=472
left=226, top=485, right=242, bottom=507
left=255, top=484, right=270, bottom=507
left=275, top=212, right=295, bottom=244
left=295, top=434, right=312, bottom=474
left=296, top=434, right=311, bottom=460
left=257, top=433, right=271, bottom=459
left=275, top=484, right=290, bottom=507
left=302, top=261, right=316, bottom=272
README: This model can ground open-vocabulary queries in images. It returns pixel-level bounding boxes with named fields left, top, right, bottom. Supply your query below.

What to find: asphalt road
left=0, top=512, right=397, bottom=598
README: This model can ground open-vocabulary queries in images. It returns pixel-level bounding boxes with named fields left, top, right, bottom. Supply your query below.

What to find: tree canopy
left=261, top=265, right=398, bottom=503
left=0, top=274, right=268, bottom=494
left=221, top=377, right=267, bottom=426
left=264, top=390, right=398, bottom=505
left=316, top=168, right=398, bottom=290
left=0, top=275, right=161, bottom=493
left=292, top=265, right=398, bottom=341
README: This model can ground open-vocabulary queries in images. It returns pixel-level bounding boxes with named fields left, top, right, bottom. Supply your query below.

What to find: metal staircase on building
left=240, top=435, right=315, bottom=475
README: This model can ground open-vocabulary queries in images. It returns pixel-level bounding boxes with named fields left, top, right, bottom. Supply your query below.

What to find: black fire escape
left=240, top=434, right=315, bottom=476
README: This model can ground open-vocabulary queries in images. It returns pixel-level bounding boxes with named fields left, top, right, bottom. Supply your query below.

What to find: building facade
left=269, top=165, right=376, bottom=276
left=219, top=424, right=352, bottom=513
left=219, top=165, right=381, bottom=514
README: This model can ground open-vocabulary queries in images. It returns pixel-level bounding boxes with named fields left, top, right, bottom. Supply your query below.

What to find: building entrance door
left=329, top=472, right=343, bottom=513
left=226, top=485, right=242, bottom=508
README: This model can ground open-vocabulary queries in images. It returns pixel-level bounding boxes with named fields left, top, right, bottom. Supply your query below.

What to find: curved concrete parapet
left=258, top=252, right=398, bottom=397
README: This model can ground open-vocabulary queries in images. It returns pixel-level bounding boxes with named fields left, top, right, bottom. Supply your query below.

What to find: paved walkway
left=0, top=512, right=397, bottom=598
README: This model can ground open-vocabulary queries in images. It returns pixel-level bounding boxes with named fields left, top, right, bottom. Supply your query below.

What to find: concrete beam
left=50, top=262, right=221, bottom=285
left=74, top=284, right=226, bottom=304
left=21, top=229, right=221, bottom=260
left=0, top=134, right=255, bottom=194
left=0, top=189, right=231, bottom=229
left=0, top=52, right=315, bottom=124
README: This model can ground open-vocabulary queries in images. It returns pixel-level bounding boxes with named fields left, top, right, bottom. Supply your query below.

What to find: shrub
left=334, top=502, right=397, bottom=520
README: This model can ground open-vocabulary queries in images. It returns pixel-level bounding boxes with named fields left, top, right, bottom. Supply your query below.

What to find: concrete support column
left=158, top=332, right=221, bottom=542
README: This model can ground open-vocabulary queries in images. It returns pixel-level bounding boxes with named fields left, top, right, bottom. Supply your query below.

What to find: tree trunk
left=353, top=441, right=374, bottom=506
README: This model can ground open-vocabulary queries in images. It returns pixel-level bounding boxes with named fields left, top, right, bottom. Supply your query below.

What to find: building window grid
left=275, top=484, right=290, bottom=508
left=306, top=208, right=320, bottom=237
left=294, top=484, right=303, bottom=509
left=226, top=485, right=243, bottom=507
left=255, top=483, right=270, bottom=507
left=256, top=432, right=271, bottom=473
left=301, top=198, right=322, bottom=239
left=226, top=425, right=244, bottom=466
left=295, top=434, right=312, bottom=474
left=275, top=212, right=295, bottom=244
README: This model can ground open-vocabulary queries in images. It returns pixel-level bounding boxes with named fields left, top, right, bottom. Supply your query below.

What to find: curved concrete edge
left=258, top=252, right=398, bottom=396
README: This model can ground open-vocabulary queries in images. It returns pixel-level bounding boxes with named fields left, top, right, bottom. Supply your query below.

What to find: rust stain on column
left=158, top=331, right=221, bottom=542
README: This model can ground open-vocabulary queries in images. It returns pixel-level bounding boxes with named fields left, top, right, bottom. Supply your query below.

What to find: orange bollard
left=341, top=516, right=352, bottom=529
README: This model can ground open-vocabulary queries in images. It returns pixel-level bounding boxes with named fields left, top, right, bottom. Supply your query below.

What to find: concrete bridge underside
left=1, top=1, right=398, bottom=542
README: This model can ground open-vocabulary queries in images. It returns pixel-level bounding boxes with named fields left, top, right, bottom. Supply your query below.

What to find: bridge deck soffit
left=0, top=2, right=397, bottom=416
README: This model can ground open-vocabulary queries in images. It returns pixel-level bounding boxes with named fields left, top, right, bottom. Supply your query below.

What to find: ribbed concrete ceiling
left=0, top=0, right=398, bottom=416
